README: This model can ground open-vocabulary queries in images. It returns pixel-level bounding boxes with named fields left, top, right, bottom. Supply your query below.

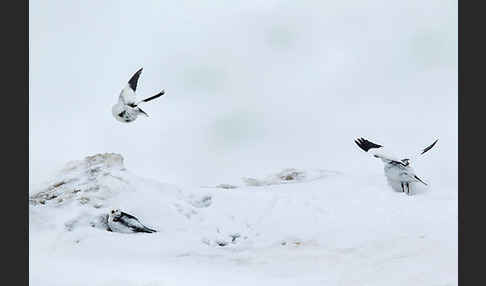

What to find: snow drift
left=29, top=153, right=457, bottom=286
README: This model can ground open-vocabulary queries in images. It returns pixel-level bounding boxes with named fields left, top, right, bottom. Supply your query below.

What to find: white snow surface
left=30, top=153, right=457, bottom=286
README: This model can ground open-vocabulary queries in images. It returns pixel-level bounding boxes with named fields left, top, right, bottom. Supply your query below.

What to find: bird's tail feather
left=414, top=175, right=427, bottom=185
left=137, top=107, right=149, bottom=117
left=142, top=227, right=157, bottom=233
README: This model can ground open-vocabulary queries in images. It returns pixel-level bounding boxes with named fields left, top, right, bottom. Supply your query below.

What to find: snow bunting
left=112, top=68, right=165, bottom=123
left=355, top=137, right=438, bottom=195
left=107, top=209, right=156, bottom=233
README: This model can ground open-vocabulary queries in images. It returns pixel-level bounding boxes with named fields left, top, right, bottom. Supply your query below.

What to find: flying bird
left=112, top=68, right=165, bottom=123
left=354, top=137, right=438, bottom=195
left=107, top=209, right=157, bottom=233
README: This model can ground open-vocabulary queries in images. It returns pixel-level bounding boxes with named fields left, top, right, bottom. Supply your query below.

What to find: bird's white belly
left=384, top=164, right=416, bottom=183
left=384, top=165, right=400, bottom=182
left=112, top=104, right=138, bottom=123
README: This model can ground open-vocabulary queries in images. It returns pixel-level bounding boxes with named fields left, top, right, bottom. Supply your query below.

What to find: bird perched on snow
left=112, top=68, right=165, bottom=123
left=354, top=137, right=438, bottom=195
left=107, top=209, right=157, bottom=233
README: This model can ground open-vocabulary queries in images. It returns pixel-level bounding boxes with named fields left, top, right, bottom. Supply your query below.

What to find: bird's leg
left=401, top=182, right=404, bottom=192
left=406, top=183, right=411, bottom=196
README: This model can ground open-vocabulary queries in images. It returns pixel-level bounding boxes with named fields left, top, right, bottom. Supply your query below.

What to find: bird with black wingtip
left=354, top=137, right=438, bottom=195
left=107, top=209, right=157, bottom=233
left=112, top=68, right=165, bottom=123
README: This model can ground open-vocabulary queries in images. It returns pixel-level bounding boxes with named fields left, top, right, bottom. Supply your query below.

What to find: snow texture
left=30, top=153, right=457, bottom=286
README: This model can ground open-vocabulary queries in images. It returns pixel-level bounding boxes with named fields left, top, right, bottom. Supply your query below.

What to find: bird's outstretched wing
left=421, top=139, right=438, bottom=155
left=128, top=68, right=143, bottom=92
left=405, top=139, right=439, bottom=162
left=355, top=138, right=383, bottom=152
left=118, top=87, right=136, bottom=105
left=137, top=90, right=165, bottom=105
left=117, top=68, right=143, bottom=105
left=355, top=137, right=404, bottom=165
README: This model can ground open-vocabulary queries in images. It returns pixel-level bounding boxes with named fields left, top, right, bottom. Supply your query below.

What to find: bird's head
left=401, top=159, right=411, bottom=166
left=109, top=209, right=122, bottom=220
left=112, top=104, right=129, bottom=123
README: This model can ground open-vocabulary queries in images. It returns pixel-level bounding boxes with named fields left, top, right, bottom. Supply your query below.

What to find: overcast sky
left=29, top=0, right=457, bottom=190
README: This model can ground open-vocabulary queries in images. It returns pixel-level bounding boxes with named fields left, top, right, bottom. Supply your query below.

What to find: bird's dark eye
left=111, top=210, right=115, bottom=214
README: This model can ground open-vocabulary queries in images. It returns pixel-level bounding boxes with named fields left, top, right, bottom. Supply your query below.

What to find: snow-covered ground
left=29, top=153, right=456, bottom=286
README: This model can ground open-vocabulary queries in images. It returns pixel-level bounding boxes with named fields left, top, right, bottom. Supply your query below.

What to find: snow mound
left=29, top=153, right=130, bottom=209
left=204, top=168, right=338, bottom=189
left=29, top=153, right=189, bottom=234
left=242, top=168, right=338, bottom=186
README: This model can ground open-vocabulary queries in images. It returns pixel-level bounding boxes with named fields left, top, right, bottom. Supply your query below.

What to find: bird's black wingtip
left=421, top=139, right=439, bottom=155
left=133, top=67, right=143, bottom=76
left=141, top=91, right=165, bottom=103
left=355, top=137, right=383, bottom=152
left=128, top=67, right=143, bottom=91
